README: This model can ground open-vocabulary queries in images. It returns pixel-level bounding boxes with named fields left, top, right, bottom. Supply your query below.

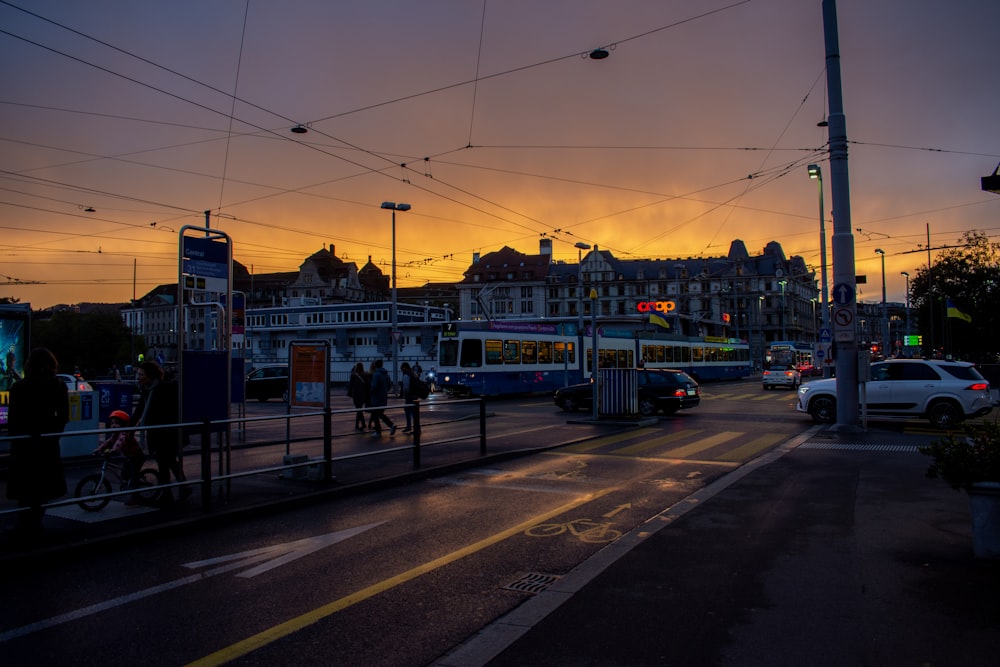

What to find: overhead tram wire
left=3, top=1, right=757, bottom=250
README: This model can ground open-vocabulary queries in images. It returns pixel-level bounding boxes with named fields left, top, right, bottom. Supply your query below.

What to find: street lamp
left=590, top=288, right=599, bottom=422
left=901, top=271, right=910, bottom=354
left=381, top=201, right=411, bottom=390
left=808, top=164, right=832, bottom=376
left=875, top=249, right=887, bottom=357
left=779, top=279, right=787, bottom=340
left=575, top=242, right=590, bottom=378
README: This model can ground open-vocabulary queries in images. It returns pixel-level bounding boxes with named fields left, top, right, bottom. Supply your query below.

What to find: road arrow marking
left=0, top=522, right=384, bottom=643
left=183, top=522, right=384, bottom=578
left=603, top=503, right=631, bottom=518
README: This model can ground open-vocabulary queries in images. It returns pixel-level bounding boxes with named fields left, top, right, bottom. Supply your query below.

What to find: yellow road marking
left=663, top=431, right=743, bottom=458
left=186, top=488, right=616, bottom=667
left=715, top=433, right=786, bottom=462
left=564, top=427, right=660, bottom=453
left=613, top=429, right=702, bottom=456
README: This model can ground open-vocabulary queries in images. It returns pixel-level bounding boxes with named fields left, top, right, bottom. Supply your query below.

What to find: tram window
left=440, top=340, right=459, bottom=367
left=556, top=341, right=575, bottom=364
left=522, top=340, right=538, bottom=364
left=459, top=339, right=484, bottom=367
left=484, top=339, right=503, bottom=365
left=457, top=339, right=483, bottom=367
left=537, top=341, right=553, bottom=364
left=617, top=349, right=629, bottom=368
left=692, top=347, right=704, bottom=362
left=503, top=340, right=520, bottom=364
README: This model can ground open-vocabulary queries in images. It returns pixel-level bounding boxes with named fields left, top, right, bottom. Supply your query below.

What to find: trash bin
left=600, top=368, right=638, bottom=416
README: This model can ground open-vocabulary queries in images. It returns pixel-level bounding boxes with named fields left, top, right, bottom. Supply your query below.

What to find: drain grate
left=504, top=572, right=561, bottom=595
left=800, top=442, right=920, bottom=453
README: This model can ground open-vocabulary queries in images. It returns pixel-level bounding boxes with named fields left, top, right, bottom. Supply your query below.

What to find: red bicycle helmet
left=109, top=410, right=131, bottom=423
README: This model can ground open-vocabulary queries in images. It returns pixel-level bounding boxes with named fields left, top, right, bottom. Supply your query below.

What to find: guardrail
left=0, top=397, right=489, bottom=519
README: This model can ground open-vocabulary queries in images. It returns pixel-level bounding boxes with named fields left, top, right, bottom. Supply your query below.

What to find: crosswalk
left=562, top=426, right=790, bottom=464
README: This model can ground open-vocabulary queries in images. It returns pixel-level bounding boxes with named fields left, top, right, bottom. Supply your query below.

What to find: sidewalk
left=439, top=427, right=999, bottom=667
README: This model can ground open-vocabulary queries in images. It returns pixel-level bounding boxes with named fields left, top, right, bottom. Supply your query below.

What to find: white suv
left=796, top=359, right=993, bottom=429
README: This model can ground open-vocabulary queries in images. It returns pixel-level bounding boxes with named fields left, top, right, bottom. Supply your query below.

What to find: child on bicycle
left=94, top=409, right=145, bottom=502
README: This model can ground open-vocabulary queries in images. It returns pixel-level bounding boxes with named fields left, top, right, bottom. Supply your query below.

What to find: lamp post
left=590, top=288, right=599, bottom=421
left=901, top=271, right=910, bottom=355
left=381, top=201, right=410, bottom=391
left=779, top=279, right=787, bottom=339
left=808, top=164, right=832, bottom=376
left=875, top=248, right=887, bottom=357
left=575, top=242, right=591, bottom=378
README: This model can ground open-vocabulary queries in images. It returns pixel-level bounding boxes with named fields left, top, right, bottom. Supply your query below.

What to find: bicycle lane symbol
left=525, top=509, right=628, bottom=544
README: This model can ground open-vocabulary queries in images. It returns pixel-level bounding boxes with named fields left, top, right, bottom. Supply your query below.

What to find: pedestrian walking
left=133, top=360, right=187, bottom=504
left=400, top=362, right=423, bottom=433
left=5, top=347, right=69, bottom=539
left=367, top=359, right=396, bottom=437
left=348, top=362, right=370, bottom=431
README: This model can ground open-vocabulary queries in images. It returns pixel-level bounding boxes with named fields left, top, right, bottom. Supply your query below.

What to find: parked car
left=58, top=373, right=93, bottom=392
left=762, top=365, right=801, bottom=390
left=553, top=368, right=700, bottom=417
left=245, top=364, right=289, bottom=402
left=796, top=358, right=993, bottom=428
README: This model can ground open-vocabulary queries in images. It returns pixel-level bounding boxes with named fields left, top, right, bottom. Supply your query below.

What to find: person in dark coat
left=367, top=359, right=396, bottom=437
left=348, top=362, right=370, bottom=431
left=6, top=347, right=69, bottom=538
left=132, top=360, right=187, bottom=503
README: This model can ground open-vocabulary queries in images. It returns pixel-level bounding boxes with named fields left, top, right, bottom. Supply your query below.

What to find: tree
left=908, top=231, right=1000, bottom=363
left=32, top=309, right=135, bottom=377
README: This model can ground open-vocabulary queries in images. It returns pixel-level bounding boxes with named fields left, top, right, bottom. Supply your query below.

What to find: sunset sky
left=2, top=0, right=998, bottom=309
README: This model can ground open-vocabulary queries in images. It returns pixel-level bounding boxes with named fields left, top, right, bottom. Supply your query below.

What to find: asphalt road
left=1, top=378, right=925, bottom=666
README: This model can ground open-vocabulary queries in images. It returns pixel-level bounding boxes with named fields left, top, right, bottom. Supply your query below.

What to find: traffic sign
left=832, top=283, right=855, bottom=305
left=819, top=328, right=832, bottom=342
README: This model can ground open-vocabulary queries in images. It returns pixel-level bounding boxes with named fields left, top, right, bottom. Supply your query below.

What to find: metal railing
left=0, top=397, right=489, bottom=518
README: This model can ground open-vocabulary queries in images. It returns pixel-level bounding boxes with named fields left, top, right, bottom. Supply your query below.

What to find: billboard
left=0, top=303, right=31, bottom=426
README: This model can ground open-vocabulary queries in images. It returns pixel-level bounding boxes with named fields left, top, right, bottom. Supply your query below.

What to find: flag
left=946, top=299, right=972, bottom=323
left=649, top=312, right=671, bottom=329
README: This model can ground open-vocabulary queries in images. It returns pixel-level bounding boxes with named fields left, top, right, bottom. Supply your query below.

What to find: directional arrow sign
left=832, top=282, right=855, bottom=305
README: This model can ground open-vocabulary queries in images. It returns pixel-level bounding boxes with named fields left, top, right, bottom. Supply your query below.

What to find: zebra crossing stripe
left=715, top=433, right=786, bottom=462
left=663, top=431, right=743, bottom=458
left=614, top=429, right=702, bottom=456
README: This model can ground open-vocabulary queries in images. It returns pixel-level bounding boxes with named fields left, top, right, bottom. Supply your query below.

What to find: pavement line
left=663, top=431, right=743, bottom=458
left=563, top=427, right=660, bottom=453
left=613, top=429, right=701, bottom=455
left=715, top=432, right=787, bottom=462
left=185, top=487, right=617, bottom=667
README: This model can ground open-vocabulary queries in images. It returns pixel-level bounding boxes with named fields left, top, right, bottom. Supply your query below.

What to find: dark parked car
left=554, top=368, right=701, bottom=417
left=245, top=364, right=289, bottom=402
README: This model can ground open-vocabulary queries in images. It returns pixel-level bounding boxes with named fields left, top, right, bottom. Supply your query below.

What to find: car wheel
left=638, top=398, right=657, bottom=417
left=927, top=400, right=962, bottom=429
left=559, top=395, right=579, bottom=412
left=808, top=395, right=836, bottom=423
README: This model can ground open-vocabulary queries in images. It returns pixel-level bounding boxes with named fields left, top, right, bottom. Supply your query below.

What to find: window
left=522, top=340, right=537, bottom=364
left=538, top=341, right=553, bottom=364
left=459, top=339, right=484, bottom=368
left=485, top=339, right=503, bottom=365
left=503, top=340, right=520, bottom=364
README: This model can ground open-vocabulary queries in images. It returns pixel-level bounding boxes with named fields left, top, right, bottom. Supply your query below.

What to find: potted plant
left=919, top=419, right=1000, bottom=558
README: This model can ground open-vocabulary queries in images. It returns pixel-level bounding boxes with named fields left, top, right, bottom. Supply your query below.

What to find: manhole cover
left=504, top=572, right=561, bottom=595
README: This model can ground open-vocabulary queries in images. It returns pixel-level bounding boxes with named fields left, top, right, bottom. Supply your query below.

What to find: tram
left=436, top=320, right=751, bottom=396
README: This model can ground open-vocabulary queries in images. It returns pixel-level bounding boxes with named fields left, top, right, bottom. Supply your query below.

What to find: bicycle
left=74, top=454, right=161, bottom=511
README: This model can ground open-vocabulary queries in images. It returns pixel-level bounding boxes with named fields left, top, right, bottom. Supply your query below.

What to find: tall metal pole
left=876, top=249, right=887, bottom=356
left=823, top=0, right=859, bottom=429
left=382, top=202, right=410, bottom=392
left=809, top=164, right=832, bottom=377
left=901, top=271, right=910, bottom=354
left=590, top=289, right=599, bottom=422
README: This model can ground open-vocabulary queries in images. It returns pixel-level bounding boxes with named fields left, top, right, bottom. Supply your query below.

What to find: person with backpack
left=366, top=359, right=396, bottom=438
left=348, top=362, right=370, bottom=432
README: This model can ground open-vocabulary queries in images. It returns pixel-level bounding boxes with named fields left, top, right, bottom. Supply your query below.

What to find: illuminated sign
left=636, top=300, right=676, bottom=313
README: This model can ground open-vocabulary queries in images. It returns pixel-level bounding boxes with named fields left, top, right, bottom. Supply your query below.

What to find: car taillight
left=673, top=389, right=684, bottom=397
left=785, top=371, right=794, bottom=377
left=967, top=383, right=989, bottom=391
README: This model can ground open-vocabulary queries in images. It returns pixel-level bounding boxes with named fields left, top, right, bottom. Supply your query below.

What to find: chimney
left=539, top=238, right=552, bottom=255
left=472, top=252, right=480, bottom=264
left=329, top=244, right=335, bottom=255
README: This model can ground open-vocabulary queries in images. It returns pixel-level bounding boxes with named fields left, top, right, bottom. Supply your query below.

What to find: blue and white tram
left=436, top=321, right=750, bottom=396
